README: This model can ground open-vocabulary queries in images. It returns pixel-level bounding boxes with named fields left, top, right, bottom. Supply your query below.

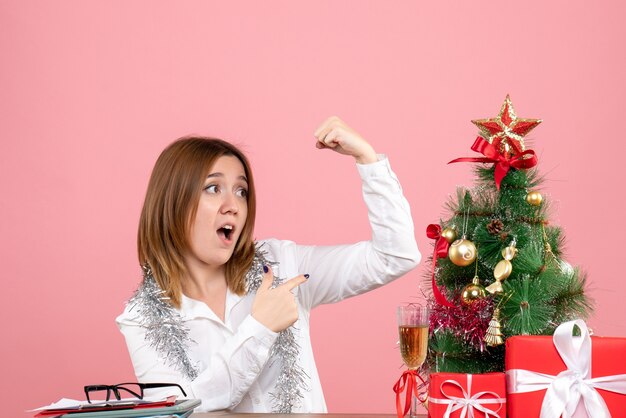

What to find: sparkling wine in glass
left=397, top=305, right=430, bottom=417
left=398, top=322, right=429, bottom=369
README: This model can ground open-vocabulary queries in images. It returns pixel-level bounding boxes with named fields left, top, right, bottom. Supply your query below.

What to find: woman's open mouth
left=217, top=224, right=235, bottom=243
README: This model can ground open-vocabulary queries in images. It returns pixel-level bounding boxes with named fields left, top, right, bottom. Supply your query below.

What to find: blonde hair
left=137, top=137, right=256, bottom=308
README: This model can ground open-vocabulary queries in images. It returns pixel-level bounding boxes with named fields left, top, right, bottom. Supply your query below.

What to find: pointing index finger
left=280, top=274, right=309, bottom=291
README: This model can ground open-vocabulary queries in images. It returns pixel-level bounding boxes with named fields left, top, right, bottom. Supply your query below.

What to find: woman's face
left=186, top=155, right=249, bottom=269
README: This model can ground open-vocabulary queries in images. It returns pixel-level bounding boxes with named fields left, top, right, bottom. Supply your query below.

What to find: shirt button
left=253, top=398, right=261, bottom=405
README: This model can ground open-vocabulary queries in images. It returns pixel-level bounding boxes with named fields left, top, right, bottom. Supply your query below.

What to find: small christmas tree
left=425, top=95, right=592, bottom=374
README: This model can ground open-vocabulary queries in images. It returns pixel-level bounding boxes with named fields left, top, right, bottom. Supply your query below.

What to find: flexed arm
left=294, top=117, right=421, bottom=309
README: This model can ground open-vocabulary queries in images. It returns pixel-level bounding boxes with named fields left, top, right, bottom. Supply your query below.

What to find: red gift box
left=505, top=320, right=626, bottom=418
left=428, top=372, right=506, bottom=418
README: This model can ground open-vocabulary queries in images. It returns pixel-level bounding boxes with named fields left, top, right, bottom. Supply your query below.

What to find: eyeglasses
left=84, top=382, right=187, bottom=403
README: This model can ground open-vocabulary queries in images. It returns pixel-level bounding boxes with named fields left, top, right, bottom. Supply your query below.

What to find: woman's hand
left=313, top=116, right=378, bottom=164
left=251, top=266, right=308, bottom=333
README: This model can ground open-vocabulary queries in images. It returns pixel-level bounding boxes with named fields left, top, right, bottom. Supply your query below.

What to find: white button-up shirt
left=116, top=156, right=420, bottom=413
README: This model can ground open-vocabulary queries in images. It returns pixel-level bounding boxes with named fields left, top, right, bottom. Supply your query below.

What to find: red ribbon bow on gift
left=448, top=136, right=538, bottom=190
left=427, top=224, right=455, bottom=308
left=393, top=369, right=427, bottom=418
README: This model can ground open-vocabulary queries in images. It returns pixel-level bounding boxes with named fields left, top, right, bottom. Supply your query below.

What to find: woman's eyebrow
left=206, top=172, right=248, bottom=183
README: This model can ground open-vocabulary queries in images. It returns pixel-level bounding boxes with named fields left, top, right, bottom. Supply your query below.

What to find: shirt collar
left=180, top=288, right=246, bottom=324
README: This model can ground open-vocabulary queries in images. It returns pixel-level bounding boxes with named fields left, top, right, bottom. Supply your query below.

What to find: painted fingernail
left=263, top=265, right=269, bottom=273
left=304, top=274, right=310, bottom=279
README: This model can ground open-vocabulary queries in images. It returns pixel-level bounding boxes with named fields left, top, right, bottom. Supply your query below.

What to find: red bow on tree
left=427, top=224, right=455, bottom=308
left=448, top=137, right=538, bottom=189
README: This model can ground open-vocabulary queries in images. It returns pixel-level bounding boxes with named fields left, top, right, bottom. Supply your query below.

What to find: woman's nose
left=220, top=192, right=239, bottom=214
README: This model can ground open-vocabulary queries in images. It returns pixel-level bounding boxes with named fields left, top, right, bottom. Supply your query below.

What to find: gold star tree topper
left=472, top=95, right=542, bottom=156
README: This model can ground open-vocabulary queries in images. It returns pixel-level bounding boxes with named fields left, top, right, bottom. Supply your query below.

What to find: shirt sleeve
left=116, top=311, right=278, bottom=411
left=296, top=155, right=421, bottom=310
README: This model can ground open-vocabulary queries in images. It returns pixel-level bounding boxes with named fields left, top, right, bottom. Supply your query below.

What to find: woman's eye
left=204, top=184, right=219, bottom=194
left=236, top=188, right=249, bottom=198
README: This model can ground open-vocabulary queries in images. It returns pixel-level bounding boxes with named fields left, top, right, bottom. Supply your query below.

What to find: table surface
left=191, top=414, right=426, bottom=418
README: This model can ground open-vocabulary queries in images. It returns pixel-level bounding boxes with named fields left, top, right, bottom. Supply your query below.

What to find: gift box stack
left=427, top=320, right=626, bottom=418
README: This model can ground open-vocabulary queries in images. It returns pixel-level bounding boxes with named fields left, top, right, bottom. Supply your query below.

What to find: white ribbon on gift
left=429, top=374, right=505, bottom=418
left=506, top=319, right=626, bottom=418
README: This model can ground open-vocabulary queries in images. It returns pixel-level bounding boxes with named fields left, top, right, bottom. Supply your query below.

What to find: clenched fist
left=313, top=116, right=378, bottom=164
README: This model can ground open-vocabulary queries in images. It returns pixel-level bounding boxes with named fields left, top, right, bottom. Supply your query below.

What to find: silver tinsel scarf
left=128, top=245, right=309, bottom=413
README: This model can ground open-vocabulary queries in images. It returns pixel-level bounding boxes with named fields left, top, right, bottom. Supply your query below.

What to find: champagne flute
left=397, top=305, right=430, bottom=417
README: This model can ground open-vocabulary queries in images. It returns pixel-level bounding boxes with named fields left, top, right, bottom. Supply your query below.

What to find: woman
left=116, top=116, right=420, bottom=413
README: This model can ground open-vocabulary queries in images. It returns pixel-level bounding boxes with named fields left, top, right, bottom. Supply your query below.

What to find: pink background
left=2, top=1, right=625, bottom=416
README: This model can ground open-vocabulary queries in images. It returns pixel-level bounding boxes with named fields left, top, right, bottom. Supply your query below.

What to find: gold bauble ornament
left=441, top=226, right=458, bottom=244
left=461, top=276, right=486, bottom=305
left=526, top=190, right=543, bottom=206
left=448, top=238, right=477, bottom=267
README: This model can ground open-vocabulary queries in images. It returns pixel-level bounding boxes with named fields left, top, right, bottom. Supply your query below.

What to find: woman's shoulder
left=256, top=238, right=303, bottom=265
left=256, top=237, right=297, bottom=253
left=115, top=301, right=142, bottom=327
left=115, top=278, right=169, bottom=327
